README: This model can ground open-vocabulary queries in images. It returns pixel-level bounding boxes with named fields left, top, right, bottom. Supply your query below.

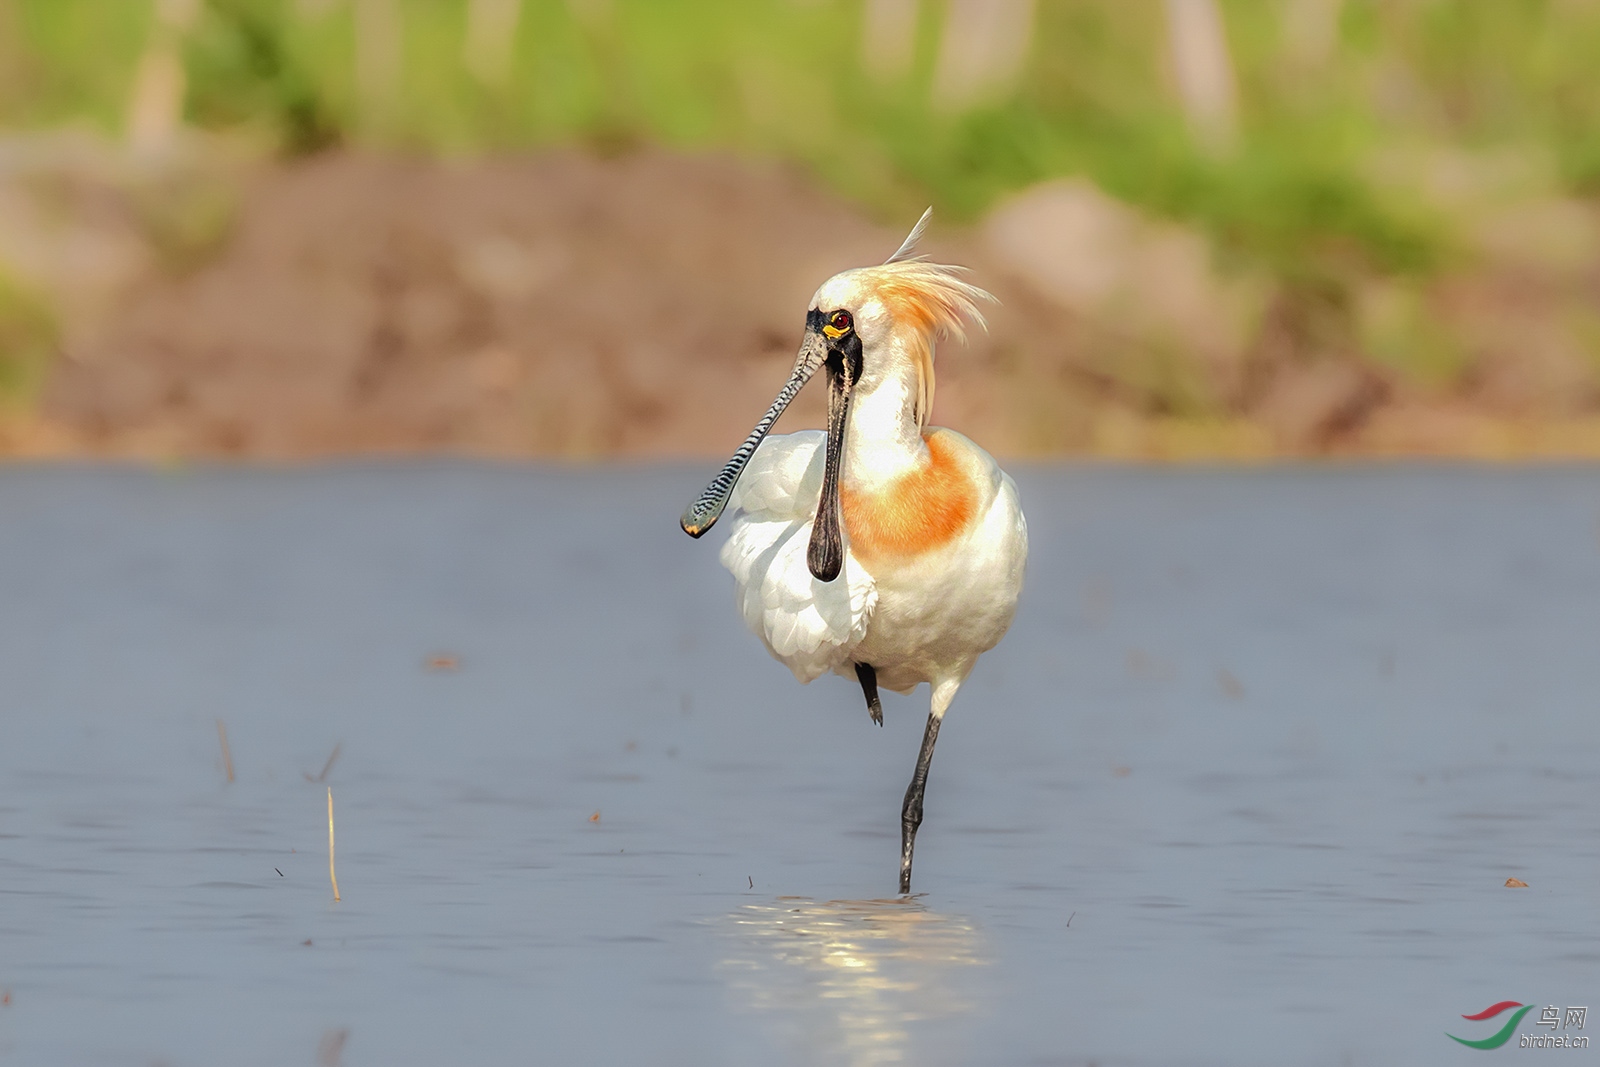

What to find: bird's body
left=681, top=210, right=1027, bottom=892
left=722, top=427, right=1025, bottom=701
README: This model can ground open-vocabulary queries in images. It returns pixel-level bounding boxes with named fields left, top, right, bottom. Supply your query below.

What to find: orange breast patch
left=841, top=431, right=979, bottom=563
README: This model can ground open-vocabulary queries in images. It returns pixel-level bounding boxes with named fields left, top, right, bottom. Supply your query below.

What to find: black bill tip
left=806, top=541, right=842, bottom=582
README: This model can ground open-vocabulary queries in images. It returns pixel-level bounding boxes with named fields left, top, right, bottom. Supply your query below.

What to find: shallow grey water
left=1, top=463, right=1598, bottom=1066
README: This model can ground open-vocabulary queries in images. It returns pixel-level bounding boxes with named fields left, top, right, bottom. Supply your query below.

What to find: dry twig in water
left=304, top=742, right=342, bottom=782
left=328, top=786, right=341, bottom=902
left=217, top=719, right=234, bottom=783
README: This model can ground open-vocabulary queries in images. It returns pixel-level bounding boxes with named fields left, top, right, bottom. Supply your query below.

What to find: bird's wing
left=726, top=429, right=826, bottom=517
left=720, top=432, right=876, bottom=683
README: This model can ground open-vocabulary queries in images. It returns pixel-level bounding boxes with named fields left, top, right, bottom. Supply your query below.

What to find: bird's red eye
left=830, top=310, right=852, bottom=331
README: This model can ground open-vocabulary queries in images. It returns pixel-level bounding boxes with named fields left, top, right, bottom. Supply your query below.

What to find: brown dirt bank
left=10, top=146, right=1600, bottom=461
left=20, top=149, right=1091, bottom=460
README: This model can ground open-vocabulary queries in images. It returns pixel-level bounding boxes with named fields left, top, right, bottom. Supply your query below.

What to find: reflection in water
left=718, top=897, right=986, bottom=1066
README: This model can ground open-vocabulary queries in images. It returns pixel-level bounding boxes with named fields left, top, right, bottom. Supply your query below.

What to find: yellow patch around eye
left=822, top=324, right=846, bottom=340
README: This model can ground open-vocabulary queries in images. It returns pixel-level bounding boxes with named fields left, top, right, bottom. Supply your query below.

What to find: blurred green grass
left=3, top=0, right=1599, bottom=398
left=5, top=2, right=1589, bottom=257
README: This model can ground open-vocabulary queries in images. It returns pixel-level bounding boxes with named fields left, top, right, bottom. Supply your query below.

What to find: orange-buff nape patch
left=841, top=432, right=978, bottom=562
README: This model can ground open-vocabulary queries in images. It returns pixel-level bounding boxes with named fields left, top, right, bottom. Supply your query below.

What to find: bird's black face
left=679, top=304, right=862, bottom=587
left=807, top=307, right=864, bottom=369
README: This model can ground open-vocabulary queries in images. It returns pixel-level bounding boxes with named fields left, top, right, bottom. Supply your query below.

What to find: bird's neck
left=842, top=372, right=928, bottom=493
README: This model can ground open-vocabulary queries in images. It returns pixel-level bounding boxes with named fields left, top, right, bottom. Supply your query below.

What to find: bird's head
left=680, top=209, right=993, bottom=582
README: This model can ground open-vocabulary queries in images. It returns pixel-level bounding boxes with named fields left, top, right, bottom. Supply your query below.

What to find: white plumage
left=721, top=431, right=878, bottom=683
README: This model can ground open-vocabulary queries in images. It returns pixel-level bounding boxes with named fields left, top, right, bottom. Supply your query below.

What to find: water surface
left=1, top=463, right=1597, bottom=1065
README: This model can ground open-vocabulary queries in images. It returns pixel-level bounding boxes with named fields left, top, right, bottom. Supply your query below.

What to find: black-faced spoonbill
left=681, top=210, right=1028, bottom=893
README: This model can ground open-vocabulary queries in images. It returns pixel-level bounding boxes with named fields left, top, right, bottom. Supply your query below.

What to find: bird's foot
left=856, top=663, right=884, bottom=727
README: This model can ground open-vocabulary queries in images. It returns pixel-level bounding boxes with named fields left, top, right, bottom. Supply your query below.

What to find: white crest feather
left=884, top=206, right=933, bottom=265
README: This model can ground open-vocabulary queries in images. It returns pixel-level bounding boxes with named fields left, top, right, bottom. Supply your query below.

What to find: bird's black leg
left=856, top=663, right=883, bottom=727
left=899, top=712, right=943, bottom=894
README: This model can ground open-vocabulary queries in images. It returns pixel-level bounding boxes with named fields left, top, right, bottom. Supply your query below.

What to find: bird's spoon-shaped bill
left=680, top=330, right=828, bottom=538
left=805, top=355, right=853, bottom=582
